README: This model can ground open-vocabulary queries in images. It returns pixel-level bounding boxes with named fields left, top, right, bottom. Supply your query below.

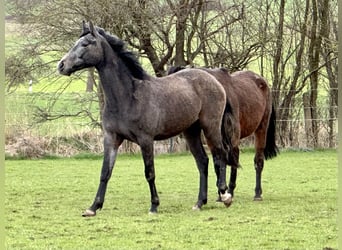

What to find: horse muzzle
left=57, top=59, right=71, bottom=76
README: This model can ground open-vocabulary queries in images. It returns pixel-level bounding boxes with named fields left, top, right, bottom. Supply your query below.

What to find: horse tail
left=221, top=100, right=239, bottom=166
left=264, top=104, right=279, bottom=160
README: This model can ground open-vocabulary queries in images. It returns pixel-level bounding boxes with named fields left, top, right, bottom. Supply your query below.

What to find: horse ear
left=82, top=20, right=86, bottom=33
left=88, top=21, right=99, bottom=37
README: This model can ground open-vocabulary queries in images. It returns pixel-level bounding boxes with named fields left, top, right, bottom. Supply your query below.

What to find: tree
left=272, top=0, right=311, bottom=147
left=305, top=0, right=336, bottom=148
left=6, top=0, right=338, bottom=149
left=6, top=0, right=244, bottom=122
left=319, top=0, right=338, bottom=147
left=307, top=0, right=320, bottom=147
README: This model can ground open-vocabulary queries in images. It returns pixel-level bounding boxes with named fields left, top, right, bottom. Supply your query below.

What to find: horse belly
left=153, top=97, right=201, bottom=140
left=155, top=109, right=199, bottom=140
left=238, top=96, right=266, bottom=139
left=239, top=116, right=262, bottom=139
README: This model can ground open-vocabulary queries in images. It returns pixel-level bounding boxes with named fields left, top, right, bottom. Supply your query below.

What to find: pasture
left=5, top=150, right=337, bottom=249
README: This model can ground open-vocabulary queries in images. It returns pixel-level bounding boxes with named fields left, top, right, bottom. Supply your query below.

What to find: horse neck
left=96, top=51, right=135, bottom=112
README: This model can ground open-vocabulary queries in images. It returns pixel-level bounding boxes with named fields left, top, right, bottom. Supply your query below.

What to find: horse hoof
left=223, top=197, right=233, bottom=207
left=254, top=197, right=263, bottom=201
left=82, top=209, right=96, bottom=217
left=148, top=210, right=158, bottom=215
left=192, top=204, right=201, bottom=211
left=149, top=207, right=158, bottom=215
left=220, top=192, right=233, bottom=207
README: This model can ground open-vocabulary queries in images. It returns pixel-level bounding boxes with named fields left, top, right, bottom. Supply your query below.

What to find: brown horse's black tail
left=221, top=101, right=239, bottom=166
left=264, top=105, right=279, bottom=160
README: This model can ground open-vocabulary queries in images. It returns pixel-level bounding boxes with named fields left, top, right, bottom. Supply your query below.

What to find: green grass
left=5, top=150, right=337, bottom=249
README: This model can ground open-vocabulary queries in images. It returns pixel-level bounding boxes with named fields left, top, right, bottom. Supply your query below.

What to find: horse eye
left=81, top=42, right=89, bottom=47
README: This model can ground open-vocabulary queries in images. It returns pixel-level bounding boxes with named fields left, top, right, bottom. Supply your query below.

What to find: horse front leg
left=82, top=133, right=123, bottom=217
left=140, top=141, right=160, bottom=214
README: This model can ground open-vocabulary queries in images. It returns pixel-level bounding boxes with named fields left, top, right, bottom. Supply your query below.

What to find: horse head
left=58, top=21, right=105, bottom=76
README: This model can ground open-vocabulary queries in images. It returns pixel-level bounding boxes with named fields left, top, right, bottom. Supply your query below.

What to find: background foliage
left=5, top=0, right=338, bottom=157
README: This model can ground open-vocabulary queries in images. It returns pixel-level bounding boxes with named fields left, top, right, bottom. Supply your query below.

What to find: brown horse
left=57, top=22, right=236, bottom=216
left=168, top=66, right=278, bottom=202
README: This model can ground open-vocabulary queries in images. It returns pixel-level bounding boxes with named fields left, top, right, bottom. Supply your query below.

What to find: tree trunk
left=132, top=0, right=166, bottom=76
left=320, top=0, right=337, bottom=148
left=303, top=92, right=312, bottom=147
left=278, top=0, right=309, bottom=147
left=258, top=0, right=271, bottom=77
left=272, top=0, right=285, bottom=109
left=174, top=0, right=189, bottom=66
left=272, top=0, right=285, bottom=146
left=307, top=0, right=321, bottom=148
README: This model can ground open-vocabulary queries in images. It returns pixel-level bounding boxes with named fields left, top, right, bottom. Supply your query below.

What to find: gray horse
left=58, top=21, right=237, bottom=216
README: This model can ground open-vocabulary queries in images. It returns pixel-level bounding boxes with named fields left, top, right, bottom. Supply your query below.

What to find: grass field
left=5, top=150, right=337, bottom=249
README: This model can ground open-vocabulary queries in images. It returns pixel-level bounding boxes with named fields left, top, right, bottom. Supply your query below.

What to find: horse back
left=161, top=68, right=226, bottom=102
left=127, top=69, right=226, bottom=140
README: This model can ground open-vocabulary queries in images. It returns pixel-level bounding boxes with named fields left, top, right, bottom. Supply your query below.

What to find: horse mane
left=82, top=27, right=147, bottom=80
left=99, top=28, right=147, bottom=80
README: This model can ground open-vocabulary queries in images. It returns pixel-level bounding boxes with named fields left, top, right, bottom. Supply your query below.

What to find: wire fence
left=5, top=93, right=338, bottom=158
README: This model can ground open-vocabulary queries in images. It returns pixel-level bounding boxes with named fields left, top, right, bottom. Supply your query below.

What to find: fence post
left=28, top=80, right=32, bottom=93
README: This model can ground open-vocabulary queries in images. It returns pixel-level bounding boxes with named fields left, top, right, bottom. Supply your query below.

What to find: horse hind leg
left=203, top=128, right=232, bottom=207
left=254, top=129, right=266, bottom=201
left=139, top=138, right=160, bottom=214
left=254, top=150, right=264, bottom=201
left=215, top=146, right=239, bottom=203
left=199, top=94, right=232, bottom=207
left=183, top=122, right=209, bottom=210
left=228, top=146, right=240, bottom=197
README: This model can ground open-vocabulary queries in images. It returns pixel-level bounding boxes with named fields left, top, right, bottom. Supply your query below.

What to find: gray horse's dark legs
left=228, top=167, right=237, bottom=196
left=183, top=125, right=209, bottom=210
left=202, top=126, right=231, bottom=207
left=83, top=135, right=121, bottom=216
left=83, top=151, right=117, bottom=216
left=214, top=146, right=239, bottom=205
left=140, top=141, right=160, bottom=213
left=213, top=154, right=232, bottom=207
left=210, top=145, right=231, bottom=207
